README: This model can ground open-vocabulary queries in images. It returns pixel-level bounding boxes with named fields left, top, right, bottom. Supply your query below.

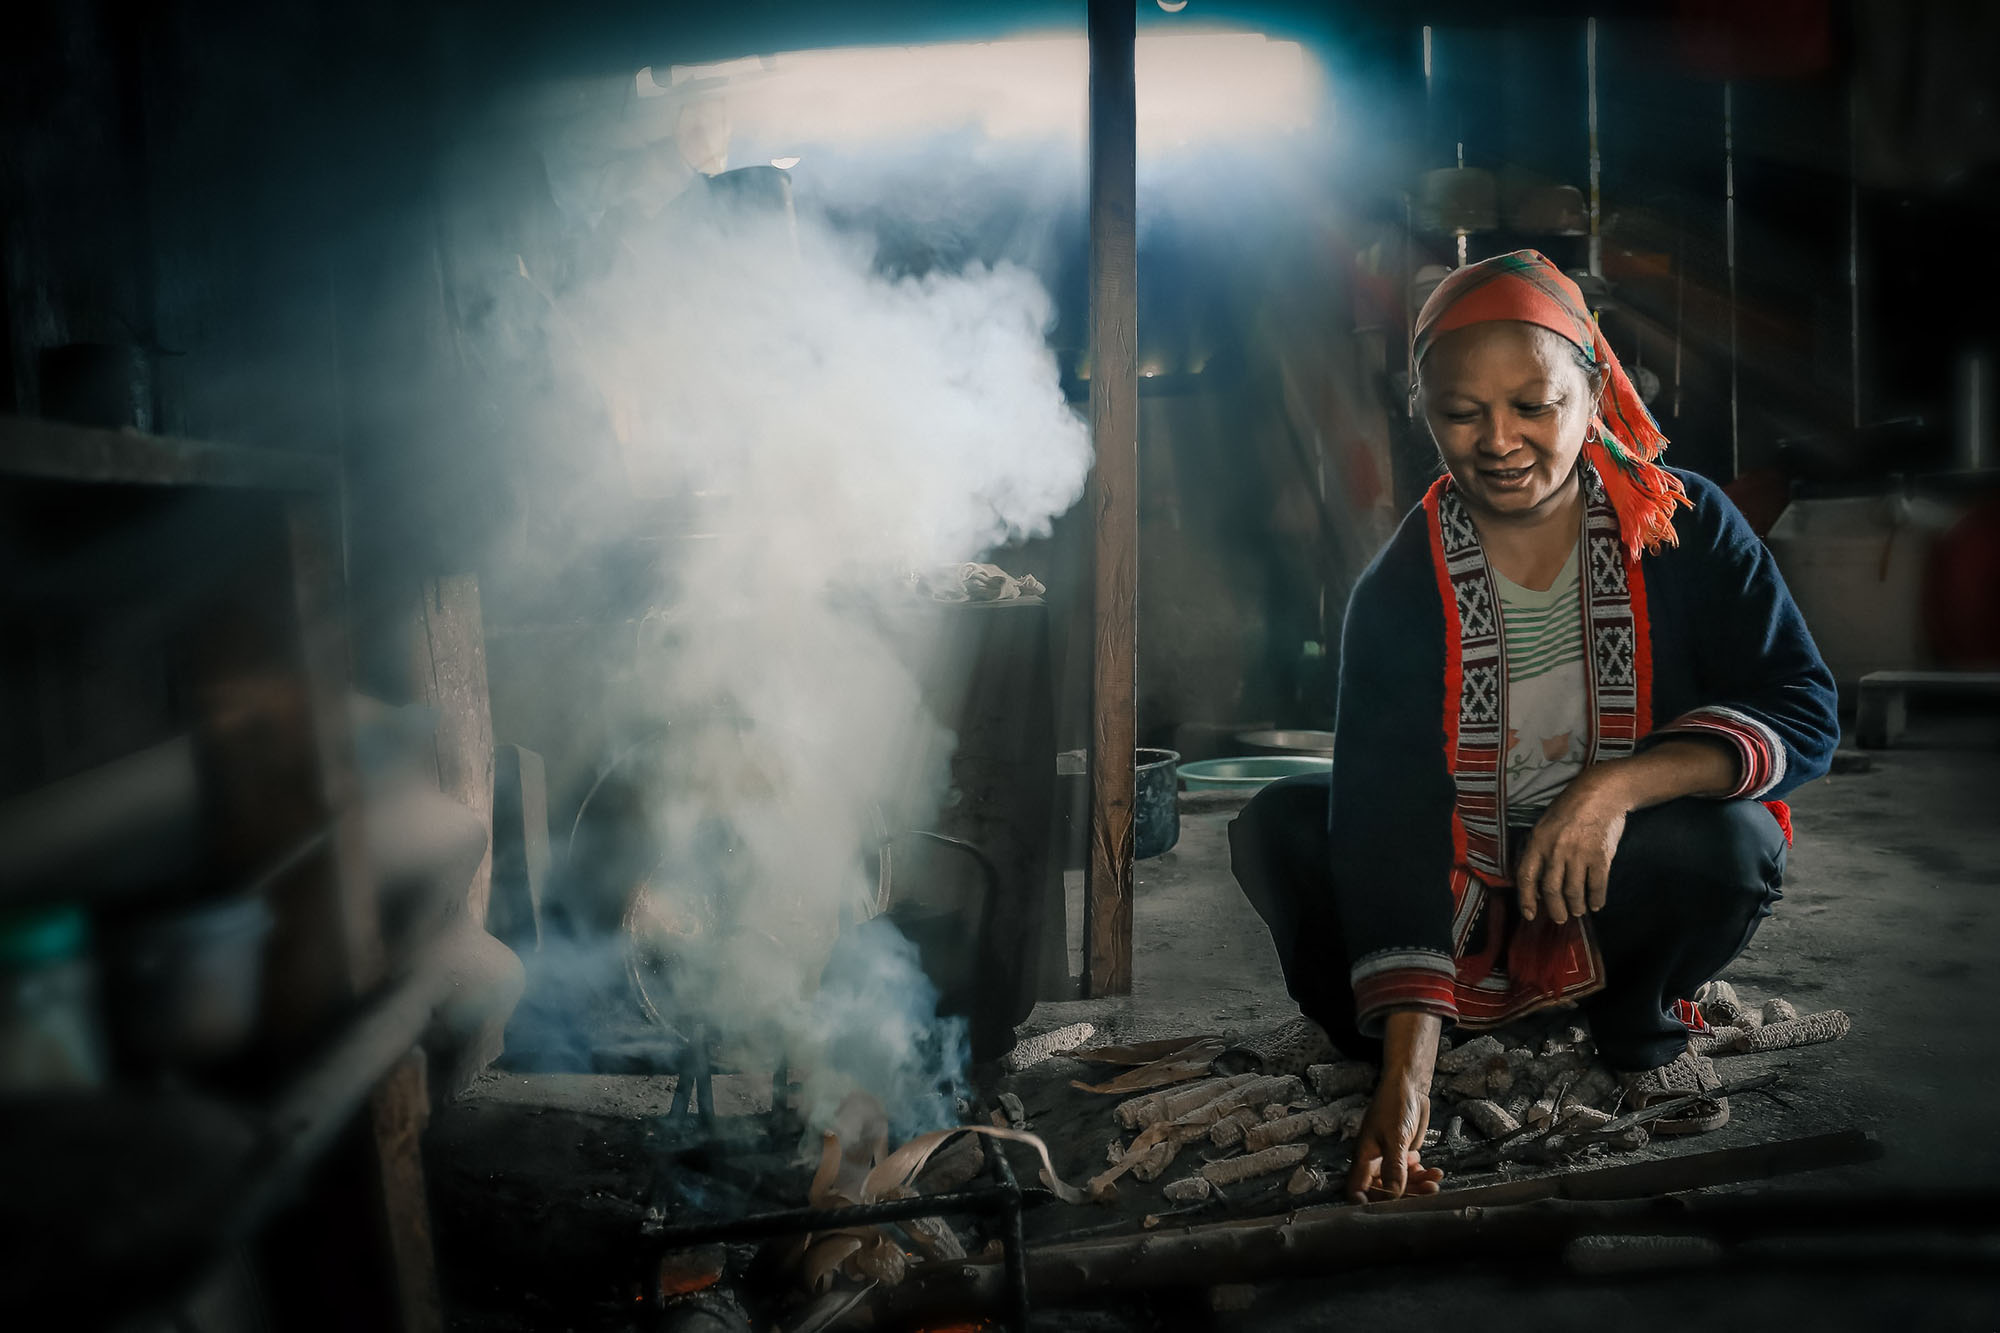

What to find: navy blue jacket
left=1328, top=467, right=1840, bottom=1033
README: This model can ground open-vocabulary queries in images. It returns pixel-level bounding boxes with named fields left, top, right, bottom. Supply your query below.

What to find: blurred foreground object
left=0, top=906, right=108, bottom=1090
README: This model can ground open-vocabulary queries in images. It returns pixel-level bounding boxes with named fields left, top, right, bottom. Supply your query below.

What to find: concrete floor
left=1039, top=724, right=2000, bottom=1187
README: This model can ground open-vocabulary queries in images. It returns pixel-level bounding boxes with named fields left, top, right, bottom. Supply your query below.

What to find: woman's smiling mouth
left=1481, top=464, right=1536, bottom=489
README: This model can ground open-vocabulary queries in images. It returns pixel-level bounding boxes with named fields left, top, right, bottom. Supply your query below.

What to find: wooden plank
left=0, top=413, right=336, bottom=491
left=287, top=491, right=388, bottom=998
left=1085, top=0, right=1138, bottom=998
left=416, top=573, right=496, bottom=925
left=284, top=492, right=444, bottom=1331
left=369, top=1051, right=444, bottom=1333
left=191, top=497, right=366, bottom=1043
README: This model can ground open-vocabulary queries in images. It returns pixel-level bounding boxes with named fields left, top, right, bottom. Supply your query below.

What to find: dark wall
left=6, top=0, right=1997, bottom=765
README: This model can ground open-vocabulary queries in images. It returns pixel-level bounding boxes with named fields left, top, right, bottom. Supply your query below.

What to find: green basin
left=1179, top=755, right=1332, bottom=791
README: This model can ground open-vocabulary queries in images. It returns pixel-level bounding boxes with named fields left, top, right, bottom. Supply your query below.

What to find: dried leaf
left=813, top=1092, right=890, bottom=1207
left=807, top=1131, right=843, bottom=1209
left=1069, top=1040, right=1226, bottom=1095
left=856, top=1125, right=1089, bottom=1206
left=1087, top=1120, right=1171, bottom=1197
left=801, top=1235, right=864, bottom=1293
left=1073, top=1035, right=1223, bottom=1066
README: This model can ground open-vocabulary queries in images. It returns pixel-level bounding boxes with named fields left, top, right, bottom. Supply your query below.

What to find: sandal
left=1216, top=1015, right=1338, bottom=1076
left=1618, top=1044, right=1730, bottom=1135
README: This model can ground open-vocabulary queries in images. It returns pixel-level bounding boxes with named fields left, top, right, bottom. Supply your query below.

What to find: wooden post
left=416, top=573, right=495, bottom=925
left=1085, top=0, right=1138, bottom=997
left=370, top=1050, right=445, bottom=1333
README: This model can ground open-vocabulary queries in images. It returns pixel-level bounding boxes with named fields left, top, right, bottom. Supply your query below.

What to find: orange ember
left=657, top=1244, right=727, bottom=1299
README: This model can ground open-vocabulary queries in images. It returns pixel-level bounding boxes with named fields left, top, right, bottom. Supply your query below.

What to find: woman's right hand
left=1344, top=1073, right=1444, bottom=1202
left=1344, top=1010, right=1447, bottom=1203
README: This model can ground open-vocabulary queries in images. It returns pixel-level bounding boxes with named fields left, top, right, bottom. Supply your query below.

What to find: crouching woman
left=1229, top=251, right=1838, bottom=1201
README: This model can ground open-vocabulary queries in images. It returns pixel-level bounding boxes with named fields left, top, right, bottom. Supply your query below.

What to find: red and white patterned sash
left=1423, top=463, right=1651, bottom=1023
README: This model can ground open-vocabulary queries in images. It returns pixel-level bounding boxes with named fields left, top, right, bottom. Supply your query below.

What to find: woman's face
left=1419, top=321, right=1598, bottom=522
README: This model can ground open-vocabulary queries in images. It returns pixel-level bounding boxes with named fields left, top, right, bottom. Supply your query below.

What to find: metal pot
left=1234, top=728, right=1337, bottom=758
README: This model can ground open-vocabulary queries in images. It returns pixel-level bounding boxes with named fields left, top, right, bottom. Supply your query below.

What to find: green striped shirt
left=1494, top=544, right=1588, bottom=823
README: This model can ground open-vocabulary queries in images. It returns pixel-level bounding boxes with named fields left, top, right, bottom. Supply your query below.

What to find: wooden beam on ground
left=878, top=1129, right=1890, bottom=1319
left=1085, top=0, right=1138, bottom=998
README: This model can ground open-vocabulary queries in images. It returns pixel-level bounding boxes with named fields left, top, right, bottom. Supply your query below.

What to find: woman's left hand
left=1514, top=767, right=1630, bottom=925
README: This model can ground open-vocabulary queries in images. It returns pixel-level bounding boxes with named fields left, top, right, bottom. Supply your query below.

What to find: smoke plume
left=529, top=177, right=1090, bottom=1133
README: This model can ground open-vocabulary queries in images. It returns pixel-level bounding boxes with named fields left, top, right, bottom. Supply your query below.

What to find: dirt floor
left=425, top=714, right=2000, bottom=1330
left=1039, top=721, right=2000, bottom=1190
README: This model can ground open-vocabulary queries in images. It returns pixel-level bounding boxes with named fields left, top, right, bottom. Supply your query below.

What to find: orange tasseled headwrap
left=1413, top=249, right=1690, bottom=558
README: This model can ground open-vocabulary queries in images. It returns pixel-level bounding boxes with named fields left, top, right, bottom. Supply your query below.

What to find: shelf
left=0, top=414, right=337, bottom=492
left=0, top=950, right=459, bottom=1320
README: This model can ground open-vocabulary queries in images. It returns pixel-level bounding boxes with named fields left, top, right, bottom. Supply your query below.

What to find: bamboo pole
left=1084, top=0, right=1138, bottom=997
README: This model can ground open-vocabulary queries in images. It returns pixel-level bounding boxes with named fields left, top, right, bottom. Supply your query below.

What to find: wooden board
left=0, top=412, right=336, bottom=491
left=417, top=573, right=496, bottom=925
left=370, top=1051, right=444, bottom=1333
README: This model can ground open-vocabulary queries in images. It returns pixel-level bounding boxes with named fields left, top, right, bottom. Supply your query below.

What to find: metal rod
left=1586, top=16, right=1602, bottom=279
left=692, top=1026, right=716, bottom=1127
left=1422, top=25, right=1433, bottom=110
left=1405, top=190, right=1417, bottom=417
left=645, top=1185, right=1021, bottom=1249
left=1847, top=71, right=1863, bottom=432
left=1455, top=139, right=1468, bottom=268
left=1673, top=200, right=1686, bottom=419
left=1724, top=80, right=1740, bottom=478
left=988, top=1140, right=1031, bottom=1333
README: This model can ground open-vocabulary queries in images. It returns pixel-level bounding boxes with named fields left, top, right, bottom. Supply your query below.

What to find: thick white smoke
left=546, top=188, right=1091, bottom=1133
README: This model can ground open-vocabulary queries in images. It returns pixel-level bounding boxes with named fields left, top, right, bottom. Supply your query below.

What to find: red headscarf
left=1413, top=249, right=1690, bottom=557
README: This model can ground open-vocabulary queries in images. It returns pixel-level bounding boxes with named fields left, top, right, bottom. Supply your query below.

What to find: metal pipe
left=1956, top=351, right=1992, bottom=471
left=1586, top=17, right=1602, bottom=279
left=1724, top=80, right=1740, bottom=477
left=988, top=1139, right=1031, bottom=1333
left=644, top=1184, right=1022, bottom=1249
left=1848, top=72, right=1863, bottom=432
left=1672, top=201, right=1686, bottom=419
left=1405, top=191, right=1417, bottom=417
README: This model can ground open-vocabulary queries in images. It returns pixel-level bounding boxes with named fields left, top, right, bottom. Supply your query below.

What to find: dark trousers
left=1226, top=773, right=1787, bottom=1071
